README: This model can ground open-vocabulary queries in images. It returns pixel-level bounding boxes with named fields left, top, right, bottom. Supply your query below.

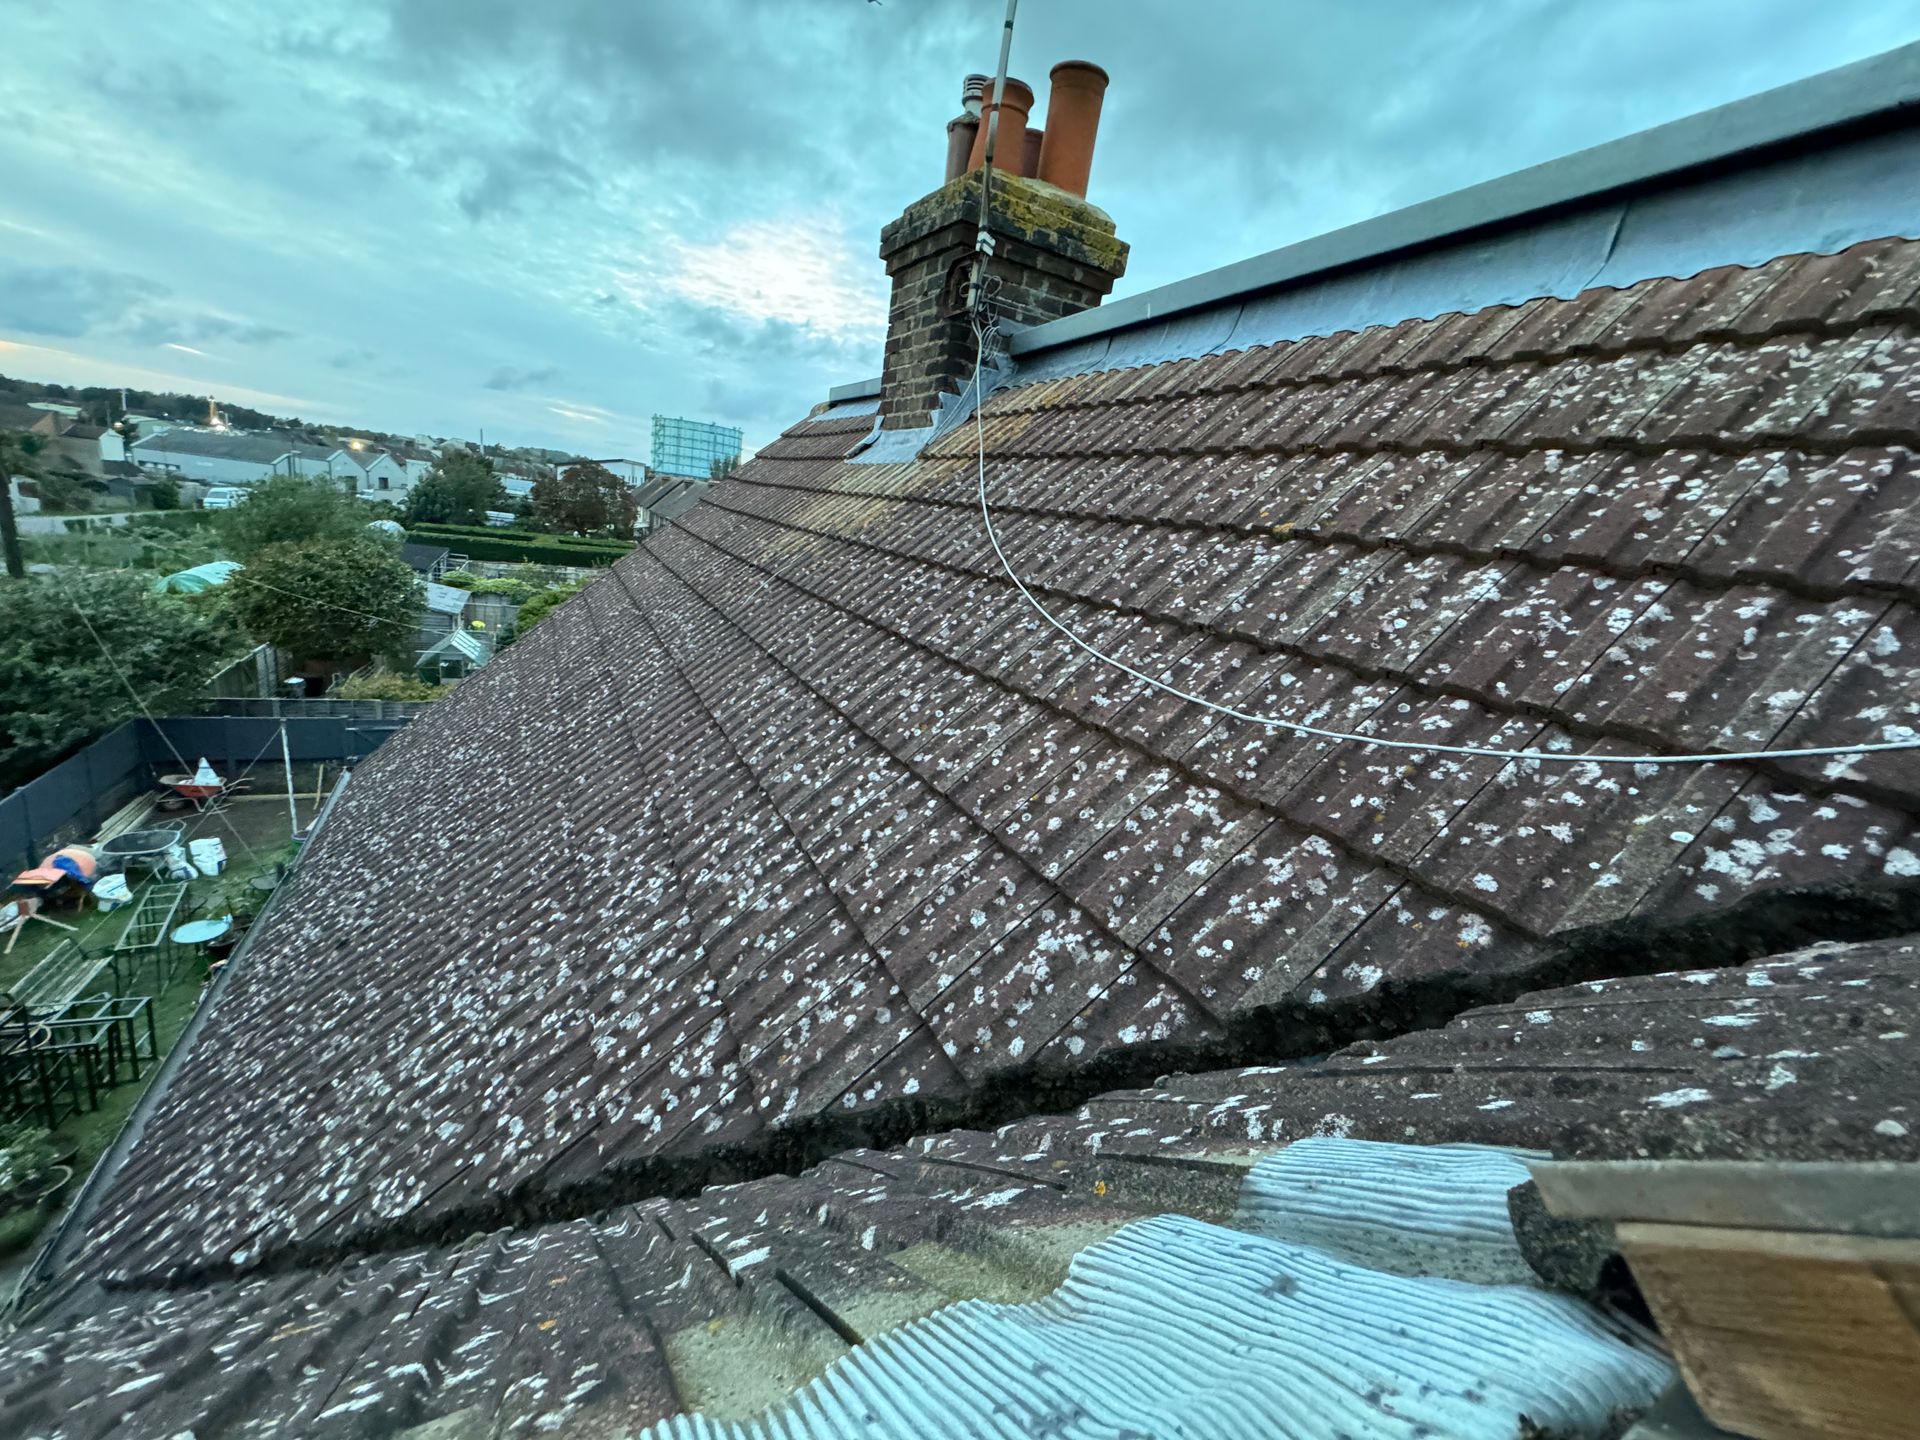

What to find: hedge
left=403, top=524, right=634, bottom=567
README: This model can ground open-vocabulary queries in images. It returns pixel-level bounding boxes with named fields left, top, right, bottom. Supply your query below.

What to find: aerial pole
left=0, top=434, right=27, bottom=579
left=279, top=719, right=299, bottom=836
left=0, top=477, right=23, bottom=580
left=967, top=0, right=1020, bottom=315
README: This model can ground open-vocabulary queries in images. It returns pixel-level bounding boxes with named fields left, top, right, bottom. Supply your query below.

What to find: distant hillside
left=0, top=371, right=299, bottom=433
left=1, top=371, right=592, bottom=471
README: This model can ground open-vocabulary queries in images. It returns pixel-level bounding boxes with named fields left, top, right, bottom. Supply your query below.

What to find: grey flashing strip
left=1011, top=39, right=1920, bottom=356
left=827, top=376, right=882, bottom=402
left=7, top=767, right=358, bottom=1319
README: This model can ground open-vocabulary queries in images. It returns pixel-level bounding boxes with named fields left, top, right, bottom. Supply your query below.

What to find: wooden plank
left=1532, top=1160, right=1920, bottom=1237
left=93, top=797, right=155, bottom=845
left=1619, top=1221, right=1920, bottom=1440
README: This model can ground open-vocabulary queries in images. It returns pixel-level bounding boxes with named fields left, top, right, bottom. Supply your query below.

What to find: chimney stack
left=880, top=60, right=1127, bottom=431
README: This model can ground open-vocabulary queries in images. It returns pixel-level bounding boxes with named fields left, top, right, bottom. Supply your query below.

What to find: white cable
left=966, top=317, right=1920, bottom=769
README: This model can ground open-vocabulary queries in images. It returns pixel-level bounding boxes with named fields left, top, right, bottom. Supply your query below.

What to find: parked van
left=203, top=486, right=244, bottom=509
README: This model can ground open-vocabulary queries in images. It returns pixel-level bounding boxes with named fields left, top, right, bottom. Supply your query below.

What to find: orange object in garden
left=48, top=845, right=98, bottom=885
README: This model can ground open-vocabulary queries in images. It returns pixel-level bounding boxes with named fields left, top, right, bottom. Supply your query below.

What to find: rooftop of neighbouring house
left=127, top=430, right=351, bottom=464
left=6, top=40, right=1920, bottom=1440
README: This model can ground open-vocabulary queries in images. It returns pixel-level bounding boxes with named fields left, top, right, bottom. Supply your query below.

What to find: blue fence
left=0, top=714, right=413, bottom=874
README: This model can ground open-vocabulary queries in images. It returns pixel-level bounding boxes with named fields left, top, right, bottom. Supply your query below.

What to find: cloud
left=654, top=220, right=885, bottom=345
left=125, top=312, right=293, bottom=347
left=484, top=364, right=562, bottom=392
left=4, top=0, right=1919, bottom=461
left=0, top=264, right=166, bottom=338
left=0, top=263, right=289, bottom=354
left=94, top=62, right=231, bottom=118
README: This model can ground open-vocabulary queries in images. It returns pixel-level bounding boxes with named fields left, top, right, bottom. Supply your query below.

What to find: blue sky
left=2, top=1, right=1916, bottom=456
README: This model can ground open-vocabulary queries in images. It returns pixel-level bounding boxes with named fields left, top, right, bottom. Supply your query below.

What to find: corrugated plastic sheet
left=1234, top=1137, right=1539, bottom=1283
left=635, top=1214, right=1667, bottom=1440
left=63, top=235, right=1920, bottom=1289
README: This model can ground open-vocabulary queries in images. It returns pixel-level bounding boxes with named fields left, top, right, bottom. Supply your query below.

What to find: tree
left=0, top=569, right=240, bottom=789
left=217, top=473, right=369, bottom=560
left=227, top=538, right=421, bottom=665
left=709, top=453, right=740, bottom=480
left=403, top=452, right=507, bottom=526
left=511, top=580, right=588, bottom=636
left=531, top=461, right=635, bottom=536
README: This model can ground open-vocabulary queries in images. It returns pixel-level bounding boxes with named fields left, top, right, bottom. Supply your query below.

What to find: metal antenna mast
left=967, top=0, right=1020, bottom=315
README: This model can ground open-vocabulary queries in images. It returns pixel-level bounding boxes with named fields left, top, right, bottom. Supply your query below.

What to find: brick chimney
left=876, top=63, right=1127, bottom=431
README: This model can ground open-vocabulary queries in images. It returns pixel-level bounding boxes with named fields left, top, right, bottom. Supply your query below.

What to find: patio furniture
left=31, top=1008, right=112, bottom=1113
left=1, top=896, right=78, bottom=955
left=114, top=881, right=190, bottom=991
left=172, top=916, right=232, bottom=976
left=1, top=1004, right=83, bottom=1129
left=96, top=823, right=187, bottom=875
left=4, top=940, right=121, bottom=1013
left=91, top=994, right=160, bottom=1085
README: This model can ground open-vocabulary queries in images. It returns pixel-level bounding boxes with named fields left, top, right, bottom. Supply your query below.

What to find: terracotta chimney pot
left=1036, top=60, right=1109, bottom=198
left=945, top=114, right=980, bottom=182
left=966, top=76, right=1035, bottom=173
left=1019, top=126, right=1044, bottom=179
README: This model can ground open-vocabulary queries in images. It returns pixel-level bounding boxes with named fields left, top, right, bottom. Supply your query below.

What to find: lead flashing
left=1012, top=40, right=1920, bottom=357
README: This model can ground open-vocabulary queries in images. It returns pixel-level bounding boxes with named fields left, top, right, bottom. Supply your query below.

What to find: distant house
left=346, top=446, right=411, bottom=499
left=494, top=464, right=545, bottom=503
left=591, top=458, right=650, bottom=486
left=631, top=469, right=712, bottom=532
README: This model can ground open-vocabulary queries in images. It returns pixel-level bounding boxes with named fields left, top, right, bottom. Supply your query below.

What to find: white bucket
left=95, top=874, right=133, bottom=911
left=189, top=837, right=227, bottom=877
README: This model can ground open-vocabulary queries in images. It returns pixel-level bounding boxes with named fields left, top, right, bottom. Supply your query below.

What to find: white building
left=130, top=430, right=356, bottom=488
left=347, top=447, right=412, bottom=499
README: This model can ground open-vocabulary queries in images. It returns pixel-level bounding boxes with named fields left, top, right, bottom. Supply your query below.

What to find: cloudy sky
left=2, top=1, right=1916, bottom=456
